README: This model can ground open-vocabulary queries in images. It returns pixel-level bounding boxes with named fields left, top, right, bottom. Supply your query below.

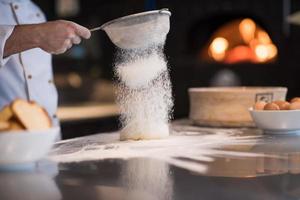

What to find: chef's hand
left=36, top=20, right=91, bottom=54
left=3, top=20, right=91, bottom=58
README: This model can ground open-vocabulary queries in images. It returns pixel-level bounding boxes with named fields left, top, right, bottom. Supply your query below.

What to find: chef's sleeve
left=0, top=25, right=15, bottom=67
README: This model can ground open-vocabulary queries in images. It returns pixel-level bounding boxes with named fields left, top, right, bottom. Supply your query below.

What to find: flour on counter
left=49, top=124, right=265, bottom=174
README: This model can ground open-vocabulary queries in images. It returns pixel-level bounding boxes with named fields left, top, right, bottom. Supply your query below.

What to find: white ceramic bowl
left=249, top=109, right=300, bottom=134
left=0, top=127, right=60, bottom=166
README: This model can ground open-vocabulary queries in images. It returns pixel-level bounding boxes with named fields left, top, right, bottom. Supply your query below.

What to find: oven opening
left=200, top=18, right=278, bottom=64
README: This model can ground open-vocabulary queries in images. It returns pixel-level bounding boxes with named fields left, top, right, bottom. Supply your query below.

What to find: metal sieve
left=90, top=9, right=171, bottom=49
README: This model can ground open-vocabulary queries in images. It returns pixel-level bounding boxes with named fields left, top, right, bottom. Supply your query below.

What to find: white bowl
left=0, top=127, right=60, bottom=166
left=249, top=109, right=300, bottom=134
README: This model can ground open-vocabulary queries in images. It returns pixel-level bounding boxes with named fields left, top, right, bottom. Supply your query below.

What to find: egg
left=290, top=97, right=300, bottom=103
left=254, top=101, right=267, bottom=110
left=289, top=101, right=300, bottom=110
left=264, top=103, right=280, bottom=110
left=273, top=100, right=290, bottom=110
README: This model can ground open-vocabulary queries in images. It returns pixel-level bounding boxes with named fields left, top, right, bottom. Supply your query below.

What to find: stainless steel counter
left=2, top=120, right=300, bottom=200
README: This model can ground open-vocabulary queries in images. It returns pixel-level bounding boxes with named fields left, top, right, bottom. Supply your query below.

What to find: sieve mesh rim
left=100, top=9, right=171, bottom=30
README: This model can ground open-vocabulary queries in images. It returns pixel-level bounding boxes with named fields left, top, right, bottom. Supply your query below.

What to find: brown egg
left=264, top=103, right=280, bottom=110
left=290, top=97, right=300, bottom=103
left=254, top=101, right=267, bottom=110
left=273, top=100, right=290, bottom=110
left=289, top=101, right=300, bottom=110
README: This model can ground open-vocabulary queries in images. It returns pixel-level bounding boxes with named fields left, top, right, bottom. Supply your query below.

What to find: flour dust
left=49, top=125, right=264, bottom=175
left=114, top=45, right=173, bottom=140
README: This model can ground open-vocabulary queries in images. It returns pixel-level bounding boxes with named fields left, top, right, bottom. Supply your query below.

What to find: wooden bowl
left=189, top=87, right=287, bottom=127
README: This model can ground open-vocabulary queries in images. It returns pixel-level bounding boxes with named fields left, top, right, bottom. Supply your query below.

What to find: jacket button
left=13, top=5, right=18, bottom=10
left=28, top=75, right=32, bottom=79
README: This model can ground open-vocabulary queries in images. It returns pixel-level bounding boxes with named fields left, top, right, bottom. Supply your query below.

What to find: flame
left=239, top=18, right=256, bottom=43
left=255, top=44, right=269, bottom=62
left=224, top=45, right=255, bottom=64
left=257, top=31, right=271, bottom=44
left=266, top=44, right=277, bottom=59
left=209, top=37, right=229, bottom=61
left=255, top=44, right=277, bottom=62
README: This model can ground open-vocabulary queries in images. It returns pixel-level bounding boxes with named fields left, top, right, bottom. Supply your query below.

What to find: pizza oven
left=156, top=0, right=300, bottom=117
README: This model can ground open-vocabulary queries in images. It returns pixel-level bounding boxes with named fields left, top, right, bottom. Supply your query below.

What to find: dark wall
left=33, top=0, right=300, bottom=118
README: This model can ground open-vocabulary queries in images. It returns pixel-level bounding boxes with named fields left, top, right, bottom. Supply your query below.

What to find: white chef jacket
left=0, top=0, right=58, bottom=125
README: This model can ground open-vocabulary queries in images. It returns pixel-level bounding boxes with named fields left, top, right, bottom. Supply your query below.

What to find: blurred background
left=33, top=0, right=300, bottom=138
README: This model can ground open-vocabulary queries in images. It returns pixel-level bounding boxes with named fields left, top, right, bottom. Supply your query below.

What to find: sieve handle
left=90, top=26, right=102, bottom=32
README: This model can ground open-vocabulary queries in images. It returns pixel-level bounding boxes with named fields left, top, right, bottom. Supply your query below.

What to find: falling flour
left=116, top=53, right=166, bottom=89
left=114, top=45, right=173, bottom=140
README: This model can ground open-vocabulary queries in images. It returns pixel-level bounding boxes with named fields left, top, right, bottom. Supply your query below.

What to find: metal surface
left=90, top=9, right=171, bottom=49
left=3, top=120, right=300, bottom=200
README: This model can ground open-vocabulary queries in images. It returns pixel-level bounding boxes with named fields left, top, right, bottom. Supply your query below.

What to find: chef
left=0, top=0, right=91, bottom=126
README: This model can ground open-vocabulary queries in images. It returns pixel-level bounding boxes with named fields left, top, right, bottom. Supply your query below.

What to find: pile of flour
left=114, top=45, right=173, bottom=140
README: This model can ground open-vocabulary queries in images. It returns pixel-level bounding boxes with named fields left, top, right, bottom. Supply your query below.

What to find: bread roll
left=0, top=105, right=13, bottom=121
left=11, top=99, right=52, bottom=130
left=289, top=101, right=300, bottom=110
left=273, top=100, right=290, bottom=110
left=254, top=101, right=267, bottom=110
left=0, top=121, right=10, bottom=131
left=264, top=103, right=280, bottom=110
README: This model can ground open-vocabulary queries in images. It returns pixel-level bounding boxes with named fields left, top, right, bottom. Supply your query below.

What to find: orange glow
left=257, top=31, right=271, bottom=44
left=249, top=39, right=259, bottom=49
left=239, top=18, right=256, bottom=44
left=266, top=44, right=277, bottom=59
left=225, top=46, right=255, bottom=64
left=206, top=18, right=278, bottom=64
left=254, top=44, right=278, bottom=62
left=209, top=37, right=229, bottom=61
left=255, top=45, right=269, bottom=62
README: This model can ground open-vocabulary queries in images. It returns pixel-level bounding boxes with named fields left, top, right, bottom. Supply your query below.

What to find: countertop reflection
left=3, top=119, right=300, bottom=200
